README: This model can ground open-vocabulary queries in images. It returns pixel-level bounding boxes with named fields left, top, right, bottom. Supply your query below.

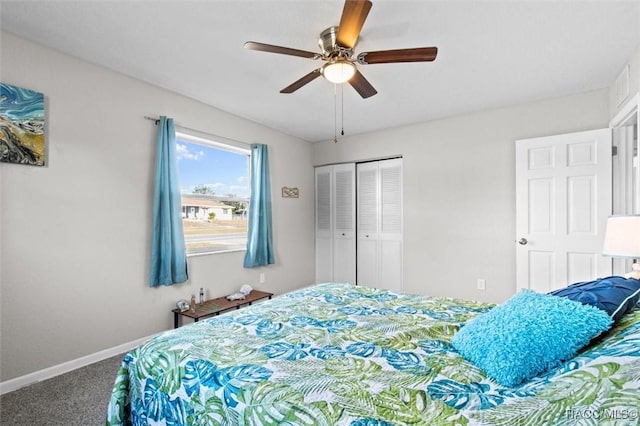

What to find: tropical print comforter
left=106, top=283, right=640, bottom=425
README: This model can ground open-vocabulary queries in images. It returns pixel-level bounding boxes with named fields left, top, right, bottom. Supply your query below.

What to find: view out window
left=175, top=131, right=250, bottom=255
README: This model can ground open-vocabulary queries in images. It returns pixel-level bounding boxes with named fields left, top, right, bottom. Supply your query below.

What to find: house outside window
left=175, top=130, right=250, bottom=255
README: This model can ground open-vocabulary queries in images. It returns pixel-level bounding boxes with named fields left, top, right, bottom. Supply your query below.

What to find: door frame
left=610, top=92, right=639, bottom=275
left=610, top=92, right=639, bottom=212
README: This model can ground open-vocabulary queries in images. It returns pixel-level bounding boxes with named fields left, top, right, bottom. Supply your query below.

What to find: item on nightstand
left=199, top=287, right=205, bottom=305
left=176, top=299, right=190, bottom=312
left=190, top=295, right=197, bottom=312
left=240, top=284, right=253, bottom=296
left=226, top=292, right=246, bottom=301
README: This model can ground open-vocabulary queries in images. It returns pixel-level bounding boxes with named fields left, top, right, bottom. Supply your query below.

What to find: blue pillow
left=549, top=276, right=640, bottom=322
left=451, top=290, right=612, bottom=387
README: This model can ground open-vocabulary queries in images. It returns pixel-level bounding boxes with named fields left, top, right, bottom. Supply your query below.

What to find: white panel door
left=315, top=166, right=333, bottom=283
left=333, top=163, right=356, bottom=284
left=516, top=129, right=612, bottom=292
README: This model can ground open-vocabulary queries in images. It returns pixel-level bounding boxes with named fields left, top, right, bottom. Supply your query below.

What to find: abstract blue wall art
left=0, top=83, right=46, bottom=166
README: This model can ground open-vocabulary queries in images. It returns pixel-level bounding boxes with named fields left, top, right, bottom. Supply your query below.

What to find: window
left=175, top=130, right=250, bottom=255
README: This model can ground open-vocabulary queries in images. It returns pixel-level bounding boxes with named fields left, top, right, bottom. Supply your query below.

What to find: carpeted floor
left=0, top=353, right=125, bottom=426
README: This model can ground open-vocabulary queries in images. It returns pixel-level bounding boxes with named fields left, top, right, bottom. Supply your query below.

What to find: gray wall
left=0, top=29, right=624, bottom=383
left=312, top=89, right=610, bottom=304
left=0, top=32, right=316, bottom=382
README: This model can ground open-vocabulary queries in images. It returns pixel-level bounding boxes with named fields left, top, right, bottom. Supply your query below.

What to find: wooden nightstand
left=172, top=290, right=273, bottom=328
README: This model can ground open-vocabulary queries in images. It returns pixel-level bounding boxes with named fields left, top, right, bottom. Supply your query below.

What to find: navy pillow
left=549, top=276, right=640, bottom=322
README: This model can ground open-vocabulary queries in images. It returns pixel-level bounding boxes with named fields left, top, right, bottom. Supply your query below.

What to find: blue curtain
left=244, top=144, right=275, bottom=268
left=149, top=116, right=188, bottom=286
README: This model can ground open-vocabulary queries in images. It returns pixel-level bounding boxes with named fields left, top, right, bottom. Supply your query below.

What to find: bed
left=106, top=282, right=640, bottom=425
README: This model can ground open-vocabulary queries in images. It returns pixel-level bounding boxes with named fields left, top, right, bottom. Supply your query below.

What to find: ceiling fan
left=244, top=0, right=438, bottom=99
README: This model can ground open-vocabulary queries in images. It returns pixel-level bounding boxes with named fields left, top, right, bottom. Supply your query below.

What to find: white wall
left=0, top=32, right=315, bottom=382
left=313, top=89, right=610, bottom=304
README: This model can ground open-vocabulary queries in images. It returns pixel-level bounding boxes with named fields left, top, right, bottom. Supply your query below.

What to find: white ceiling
left=2, top=1, right=639, bottom=143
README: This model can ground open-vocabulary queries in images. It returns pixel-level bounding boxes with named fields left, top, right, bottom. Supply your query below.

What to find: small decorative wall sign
left=282, top=186, right=299, bottom=198
left=0, top=83, right=46, bottom=166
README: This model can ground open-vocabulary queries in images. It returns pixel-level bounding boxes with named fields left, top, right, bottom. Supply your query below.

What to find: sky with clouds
left=176, top=139, right=249, bottom=198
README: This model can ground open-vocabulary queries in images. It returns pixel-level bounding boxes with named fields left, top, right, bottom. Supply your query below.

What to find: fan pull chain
left=333, top=84, right=338, bottom=143
left=341, top=83, right=345, bottom=136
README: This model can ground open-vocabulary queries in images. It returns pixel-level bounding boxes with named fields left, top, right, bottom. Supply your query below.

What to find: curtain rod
left=144, top=115, right=203, bottom=135
left=144, top=115, right=250, bottom=150
left=144, top=115, right=224, bottom=139
left=144, top=115, right=160, bottom=124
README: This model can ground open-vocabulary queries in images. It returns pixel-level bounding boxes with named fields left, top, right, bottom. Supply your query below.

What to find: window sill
left=187, top=248, right=246, bottom=258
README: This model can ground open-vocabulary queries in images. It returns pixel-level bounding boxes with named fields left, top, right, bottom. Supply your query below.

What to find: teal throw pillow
left=451, top=289, right=612, bottom=387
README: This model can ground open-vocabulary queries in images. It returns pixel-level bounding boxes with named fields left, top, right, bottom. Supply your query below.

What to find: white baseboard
left=0, top=335, right=153, bottom=395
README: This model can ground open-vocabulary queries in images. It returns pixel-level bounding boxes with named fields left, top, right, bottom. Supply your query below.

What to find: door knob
left=518, top=238, right=528, bottom=245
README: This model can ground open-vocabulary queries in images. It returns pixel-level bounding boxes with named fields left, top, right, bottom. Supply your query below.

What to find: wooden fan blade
left=357, top=47, right=438, bottom=64
left=336, top=0, right=372, bottom=49
left=280, top=69, right=322, bottom=93
left=244, top=41, right=318, bottom=59
left=349, top=70, right=377, bottom=98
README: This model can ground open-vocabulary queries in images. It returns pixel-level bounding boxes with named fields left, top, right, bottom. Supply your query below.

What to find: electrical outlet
left=477, top=279, right=486, bottom=290
left=259, top=273, right=265, bottom=284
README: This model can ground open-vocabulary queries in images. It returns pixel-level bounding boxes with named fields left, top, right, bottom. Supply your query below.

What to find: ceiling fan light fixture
left=322, top=60, right=356, bottom=84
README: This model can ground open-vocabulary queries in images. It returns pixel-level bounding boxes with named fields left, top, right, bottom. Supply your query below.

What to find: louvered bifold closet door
left=379, top=158, right=403, bottom=292
left=315, top=166, right=333, bottom=283
left=357, top=158, right=403, bottom=291
left=333, top=163, right=356, bottom=284
left=357, top=162, right=380, bottom=287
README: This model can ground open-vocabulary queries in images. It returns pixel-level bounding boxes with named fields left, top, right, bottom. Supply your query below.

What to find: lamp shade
left=602, top=215, right=640, bottom=258
left=322, top=61, right=356, bottom=84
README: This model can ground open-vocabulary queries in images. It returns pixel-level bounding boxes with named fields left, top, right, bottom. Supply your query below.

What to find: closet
left=315, top=158, right=403, bottom=291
